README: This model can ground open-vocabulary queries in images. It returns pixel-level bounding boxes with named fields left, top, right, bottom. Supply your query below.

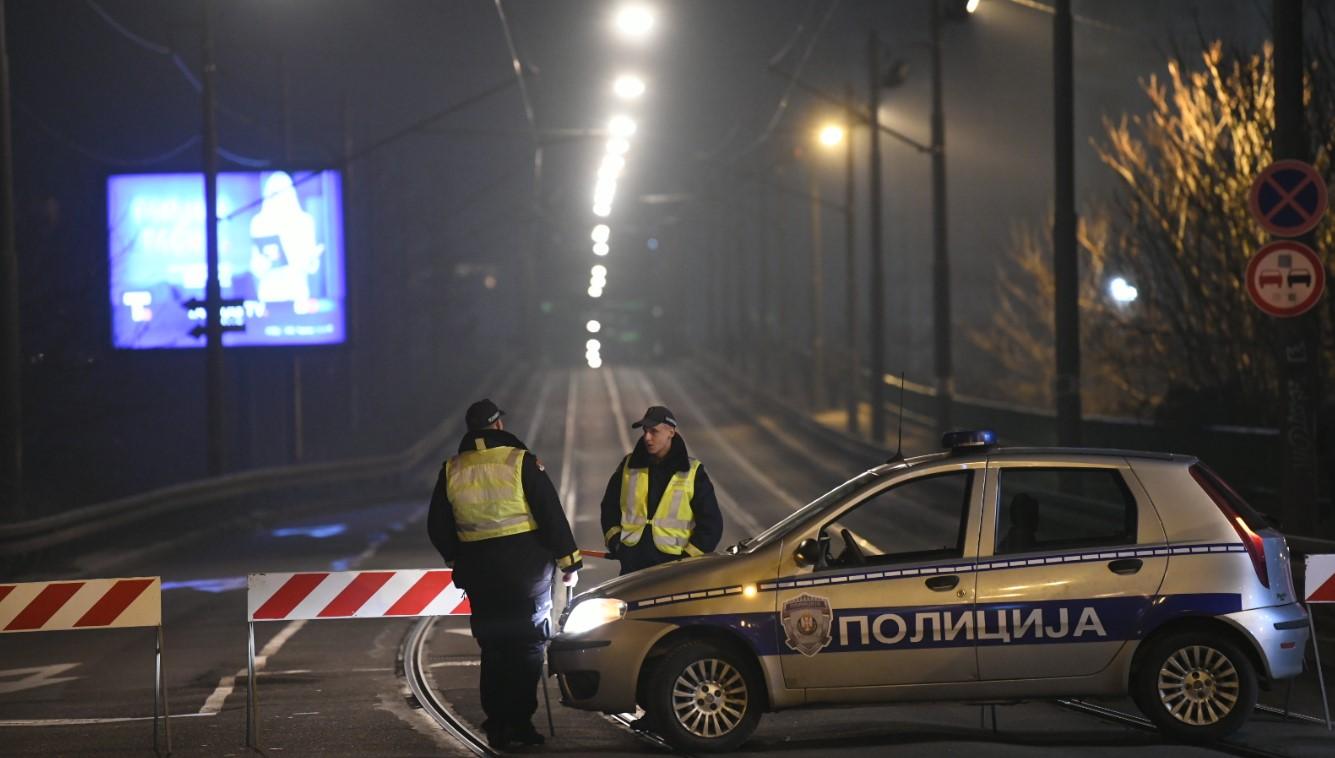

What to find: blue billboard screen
left=108, top=170, right=346, bottom=349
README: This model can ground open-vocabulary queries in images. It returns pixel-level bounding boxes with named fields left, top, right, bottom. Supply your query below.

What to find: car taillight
left=1189, top=465, right=1269, bottom=588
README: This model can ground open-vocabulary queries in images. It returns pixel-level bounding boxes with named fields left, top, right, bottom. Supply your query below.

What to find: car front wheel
left=1131, top=631, right=1257, bottom=742
left=645, top=639, right=763, bottom=753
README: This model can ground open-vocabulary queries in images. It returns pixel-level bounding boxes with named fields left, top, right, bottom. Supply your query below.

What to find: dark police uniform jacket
left=598, top=434, right=723, bottom=574
left=427, top=428, right=582, bottom=638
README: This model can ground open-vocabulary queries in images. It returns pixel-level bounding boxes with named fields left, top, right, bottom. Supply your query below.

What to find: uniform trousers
left=455, top=534, right=554, bottom=732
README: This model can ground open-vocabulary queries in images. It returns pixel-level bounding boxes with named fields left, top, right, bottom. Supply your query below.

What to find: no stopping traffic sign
left=1245, top=240, right=1325, bottom=317
left=1249, top=160, right=1328, bottom=237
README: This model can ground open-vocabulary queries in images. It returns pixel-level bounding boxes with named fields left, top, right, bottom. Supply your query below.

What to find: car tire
left=1131, top=630, right=1257, bottom=742
left=645, top=639, right=763, bottom=753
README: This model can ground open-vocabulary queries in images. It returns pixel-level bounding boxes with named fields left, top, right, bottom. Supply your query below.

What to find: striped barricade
left=244, top=569, right=469, bottom=746
left=0, top=577, right=170, bottom=752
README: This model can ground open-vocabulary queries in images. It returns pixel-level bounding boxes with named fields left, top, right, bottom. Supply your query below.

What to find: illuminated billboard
left=107, top=170, right=346, bottom=349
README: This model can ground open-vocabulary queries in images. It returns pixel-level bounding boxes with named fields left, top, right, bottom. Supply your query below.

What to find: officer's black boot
left=509, top=722, right=546, bottom=746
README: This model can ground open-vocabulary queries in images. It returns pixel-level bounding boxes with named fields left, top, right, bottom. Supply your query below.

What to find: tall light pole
left=202, top=0, right=225, bottom=475
left=867, top=31, right=888, bottom=443
left=929, top=0, right=953, bottom=437
left=843, top=88, right=860, bottom=436
left=0, top=0, right=21, bottom=516
left=1053, top=0, right=1081, bottom=446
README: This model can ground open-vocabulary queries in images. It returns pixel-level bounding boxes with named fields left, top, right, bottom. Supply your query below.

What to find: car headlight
left=561, top=598, right=627, bottom=635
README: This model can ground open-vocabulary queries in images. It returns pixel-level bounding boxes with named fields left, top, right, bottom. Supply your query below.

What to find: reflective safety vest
left=445, top=442, right=538, bottom=542
left=615, top=456, right=703, bottom=556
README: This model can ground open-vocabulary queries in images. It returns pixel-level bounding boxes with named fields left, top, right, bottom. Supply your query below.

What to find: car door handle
left=1107, top=558, right=1143, bottom=575
left=925, top=575, right=959, bottom=591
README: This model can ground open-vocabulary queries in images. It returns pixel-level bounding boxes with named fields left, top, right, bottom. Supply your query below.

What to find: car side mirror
left=793, top=538, right=820, bottom=568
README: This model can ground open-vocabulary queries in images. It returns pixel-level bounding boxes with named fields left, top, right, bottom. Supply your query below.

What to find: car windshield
left=737, top=470, right=883, bottom=550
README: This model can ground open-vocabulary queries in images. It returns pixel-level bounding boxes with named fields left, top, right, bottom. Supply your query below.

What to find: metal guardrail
left=0, top=361, right=519, bottom=559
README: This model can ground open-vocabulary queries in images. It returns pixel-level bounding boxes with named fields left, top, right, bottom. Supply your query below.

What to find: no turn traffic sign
left=1245, top=240, right=1325, bottom=317
left=1249, top=159, right=1328, bottom=237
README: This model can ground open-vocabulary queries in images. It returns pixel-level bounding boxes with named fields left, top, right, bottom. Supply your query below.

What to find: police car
left=549, top=431, right=1309, bottom=752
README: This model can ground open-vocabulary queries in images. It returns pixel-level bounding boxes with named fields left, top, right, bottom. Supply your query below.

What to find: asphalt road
left=1, top=364, right=1331, bottom=756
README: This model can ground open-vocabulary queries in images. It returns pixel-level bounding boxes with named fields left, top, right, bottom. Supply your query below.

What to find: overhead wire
left=734, top=0, right=841, bottom=160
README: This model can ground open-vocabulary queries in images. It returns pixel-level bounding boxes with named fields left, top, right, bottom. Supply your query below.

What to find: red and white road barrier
left=580, top=549, right=610, bottom=559
left=247, top=569, right=469, bottom=621
left=1304, top=555, right=1335, bottom=730
left=0, top=577, right=161, bottom=633
left=244, top=569, right=470, bottom=746
left=0, top=577, right=170, bottom=751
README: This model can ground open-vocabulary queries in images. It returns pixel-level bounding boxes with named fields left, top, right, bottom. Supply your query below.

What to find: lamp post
left=814, top=114, right=858, bottom=433
left=867, top=30, right=888, bottom=443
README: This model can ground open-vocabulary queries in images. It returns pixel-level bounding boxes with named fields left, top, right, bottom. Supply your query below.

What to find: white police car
left=549, top=431, right=1309, bottom=752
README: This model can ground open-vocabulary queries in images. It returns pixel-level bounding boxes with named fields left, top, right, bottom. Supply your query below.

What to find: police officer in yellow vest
left=428, top=399, right=582, bottom=750
left=599, top=405, right=722, bottom=575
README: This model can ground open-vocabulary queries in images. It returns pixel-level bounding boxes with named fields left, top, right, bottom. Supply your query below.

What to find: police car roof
left=890, top=446, right=1190, bottom=469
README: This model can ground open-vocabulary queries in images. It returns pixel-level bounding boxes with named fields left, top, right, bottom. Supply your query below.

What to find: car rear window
left=995, top=468, right=1137, bottom=554
left=1189, top=463, right=1272, bottom=529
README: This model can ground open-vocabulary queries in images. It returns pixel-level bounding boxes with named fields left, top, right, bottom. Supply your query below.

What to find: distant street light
left=606, top=138, right=630, bottom=156
left=588, top=285, right=603, bottom=298
left=591, top=264, right=608, bottom=279
left=599, top=154, right=625, bottom=179
left=1108, top=276, right=1138, bottom=304
left=614, top=4, right=655, bottom=41
left=586, top=319, right=602, bottom=333
left=592, top=224, right=610, bottom=243
left=613, top=74, right=646, bottom=99
left=593, top=242, right=610, bottom=256
left=593, top=204, right=611, bottom=218
left=608, top=115, right=638, bottom=138
left=966, top=0, right=982, bottom=14
left=818, top=123, right=845, bottom=147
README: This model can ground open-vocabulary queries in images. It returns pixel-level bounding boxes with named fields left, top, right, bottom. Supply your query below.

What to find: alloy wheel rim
left=1156, top=644, right=1240, bottom=726
left=671, top=657, right=748, bottom=738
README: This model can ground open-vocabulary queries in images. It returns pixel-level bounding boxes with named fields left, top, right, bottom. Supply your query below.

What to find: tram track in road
left=400, top=614, right=694, bottom=756
left=1056, top=698, right=1299, bottom=758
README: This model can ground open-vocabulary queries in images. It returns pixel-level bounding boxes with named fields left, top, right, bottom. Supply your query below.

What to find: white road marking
left=199, top=619, right=308, bottom=715
left=524, top=370, right=554, bottom=443
left=428, top=660, right=481, bottom=668
left=558, top=369, right=579, bottom=523
left=0, top=664, right=80, bottom=695
left=0, top=713, right=214, bottom=727
left=637, top=370, right=767, bottom=537
left=602, top=367, right=633, bottom=452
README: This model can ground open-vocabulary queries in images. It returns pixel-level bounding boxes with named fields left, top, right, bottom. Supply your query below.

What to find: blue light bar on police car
left=942, top=430, right=996, bottom=450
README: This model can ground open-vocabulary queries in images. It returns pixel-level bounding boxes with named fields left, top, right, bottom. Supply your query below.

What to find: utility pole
left=281, top=54, right=305, bottom=464
left=844, top=83, right=860, bottom=437
left=867, top=32, right=887, bottom=443
left=0, top=1, right=21, bottom=517
left=929, top=0, right=953, bottom=437
left=1273, top=0, right=1320, bottom=536
left=1052, top=0, right=1081, bottom=446
left=202, top=0, right=225, bottom=475
left=808, top=171, right=826, bottom=411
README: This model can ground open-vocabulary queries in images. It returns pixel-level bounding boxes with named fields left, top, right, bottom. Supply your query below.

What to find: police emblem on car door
left=781, top=594, right=833, bottom=656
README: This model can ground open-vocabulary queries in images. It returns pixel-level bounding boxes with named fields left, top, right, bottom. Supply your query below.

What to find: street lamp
left=817, top=123, right=845, bottom=147
left=613, top=74, right=646, bottom=99
left=613, top=4, right=655, bottom=41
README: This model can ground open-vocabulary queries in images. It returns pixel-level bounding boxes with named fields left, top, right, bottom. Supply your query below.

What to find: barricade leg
left=155, top=625, right=172, bottom=754
left=246, top=621, right=259, bottom=747
left=1309, top=612, right=1332, bottom=731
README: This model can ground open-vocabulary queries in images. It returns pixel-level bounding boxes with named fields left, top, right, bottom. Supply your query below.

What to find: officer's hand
left=562, top=569, right=579, bottom=588
left=607, top=535, right=621, bottom=558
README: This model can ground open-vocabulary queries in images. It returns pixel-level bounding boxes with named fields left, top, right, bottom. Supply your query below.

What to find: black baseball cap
left=631, top=405, right=677, bottom=429
left=465, top=398, right=505, bottom=430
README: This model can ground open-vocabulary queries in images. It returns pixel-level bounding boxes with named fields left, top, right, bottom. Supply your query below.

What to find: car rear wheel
left=1131, top=631, right=1257, bottom=742
left=645, top=639, right=762, bottom=753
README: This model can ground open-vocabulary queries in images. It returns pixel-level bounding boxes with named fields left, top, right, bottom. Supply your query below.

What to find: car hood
left=576, top=550, right=777, bottom=606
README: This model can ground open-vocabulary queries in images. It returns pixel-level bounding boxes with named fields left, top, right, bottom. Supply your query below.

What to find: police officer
left=428, top=398, right=582, bottom=750
left=599, top=405, right=723, bottom=575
